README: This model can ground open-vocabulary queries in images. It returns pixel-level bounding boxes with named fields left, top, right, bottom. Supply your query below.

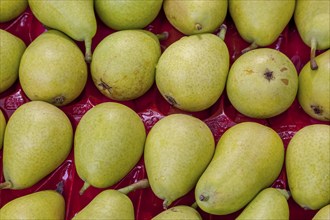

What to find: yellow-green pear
left=164, top=0, right=227, bottom=35
left=312, top=204, right=330, bottom=220
left=294, top=0, right=330, bottom=70
left=0, top=109, right=6, bottom=150
left=28, top=0, right=97, bottom=62
left=152, top=205, right=202, bottom=220
left=0, top=101, right=73, bottom=190
left=229, top=0, right=295, bottom=53
left=156, top=32, right=229, bottom=112
left=91, top=30, right=161, bottom=101
left=94, top=0, right=163, bottom=30
left=144, top=114, right=215, bottom=208
left=195, top=122, right=284, bottom=215
left=236, top=188, right=290, bottom=220
left=0, top=190, right=65, bottom=220
left=74, top=102, right=146, bottom=195
left=19, top=30, right=88, bottom=106
left=0, top=29, right=26, bottom=93
left=0, top=0, right=28, bottom=22
left=286, top=124, right=330, bottom=210
left=226, top=48, right=298, bottom=119
left=298, top=50, right=330, bottom=121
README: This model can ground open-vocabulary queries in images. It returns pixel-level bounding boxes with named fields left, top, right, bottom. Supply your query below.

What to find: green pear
left=312, top=204, right=330, bottom=220
left=0, top=101, right=73, bottom=190
left=0, top=190, right=65, bottom=220
left=236, top=188, right=290, bottom=220
left=94, top=0, right=163, bottom=30
left=195, top=122, right=284, bottom=215
left=152, top=205, right=202, bottom=220
left=74, top=102, right=146, bottom=194
left=0, top=109, right=6, bottom=150
left=286, top=124, right=330, bottom=210
left=19, top=30, right=88, bottom=106
left=229, top=0, right=295, bottom=53
left=294, top=0, right=330, bottom=70
left=144, top=114, right=215, bottom=208
left=0, top=29, right=26, bottom=93
left=91, top=30, right=161, bottom=101
left=0, top=0, right=28, bottom=22
left=226, top=48, right=298, bottom=119
left=298, top=50, right=330, bottom=121
left=163, top=0, right=227, bottom=35
left=28, top=0, right=97, bottom=62
left=155, top=32, right=229, bottom=112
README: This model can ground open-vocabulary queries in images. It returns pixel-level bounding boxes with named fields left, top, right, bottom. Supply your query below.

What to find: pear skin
left=152, top=205, right=202, bottom=220
left=28, top=0, right=97, bottom=62
left=312, top=204, right=330, bottom=220
left=0, top=29, right=26, bottom=93
left=286, top=124, right=330, bottom=210
left=0, top=101, right=73, bottom=190
left=0, top=190, right=65, bottom=220
left=0, top=0, right=28, bottom=22
left=0, top=109, right=6, bottom=150
left=195, top=122, right=284, bottom=215
left=298, top=50, right=330, bottom=121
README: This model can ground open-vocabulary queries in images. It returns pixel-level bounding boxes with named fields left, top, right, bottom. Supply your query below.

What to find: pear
left=94, top=0, right=163, bottom=30
left=163, top=0, right=227, bottom=35
left=28, top=0, right=97, bottom=62
left=19, top=30, right=88, bottom=106
left=0, top=0, right=28, bottom=22
left=226, top=48, right=298, bottom=119
left=286, top=124, right=330, bottom=210
left=298, top=50, right=330, bottom=121
left=144, top=114, right=215, bottom=208
left=0, top=29, right=26, bottom=93
left=0, top=101, right=73, bottom=190
left=155, top=31, right=229, bottom=112
left=0, top=109, right=6, bottom=150
left=294, top=0, right=330, bottom=70
left=195, top=122, right=284, bottom=215
left=152, top=205, right=202, bottom=220
left=312, top=204, right=330, bottom=220
left=91, top=30, right=161, bottom=101
left=229, top=0, right=295, bottom=53
left=0, top=190, right=65, bottom=220
left=236, top=188, right=290, bottom=220
left=74, top=102, right=146, bottom=194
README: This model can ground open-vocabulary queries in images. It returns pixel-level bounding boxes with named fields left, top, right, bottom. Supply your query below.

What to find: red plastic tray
left=0, top=6, right=328, bottom=220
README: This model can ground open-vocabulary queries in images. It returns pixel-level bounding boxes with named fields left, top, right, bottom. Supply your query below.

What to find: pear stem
left=84, top=38, right=92, bottom=63
left=217, top=24, right=227, bottom=41
left=191, top=202, right=198, bottom=209
left=276, top=188, right=291, bottom=200
left=79, top=181, right=90, bottom=195
left=0, top=181, right=12, bottom=189
left=156, top=32, right=169, bottom=41
left=163, top=199, right=172, bottom=210
left=310, top=38, right=318, bottom=70
left=195, top=23, right=203, bottom=31
left=242, top=41, right=259, bottom=54
left=118, top=179, right=150, bottom=195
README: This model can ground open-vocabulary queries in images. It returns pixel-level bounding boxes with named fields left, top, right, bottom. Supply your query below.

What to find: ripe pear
left=28, top=0, right=97, bottom=62
left=226, top=48, right=298, bottom=119
left=0, top=109, right=6, bottom=150
left=91, top=30, right=161, bottom=101
left=236, top=188, right=290, bottom=220
left=0, top=190, right=65, bottom=220
left=298, top=50, right=330, bottom=121
left=94, top=0, right=163, bottom=30
left=312, top=204, right=330, bottom=220
left=286, top=124, right=330, bottom=210
left=294, top=0, right=330, bottom=70
left=195, top=122, right=284, bottom=215
left=19, top=30, right=87, bottom=106
left=156, top=32, right=229, bottom=112
left=152, top=205, right=202, bottom=220
left=229, top=0, right=295, bottom=53
left=0, top=29, right=26, bottom=93
left=164, top=0, right=227, bottom=35
left=74, top=102, right=146, bottom=194
left=0, top=101, right=73, bottom=190
left=144, top=114, right=215, bottom=208
left=0, top=0, right=28, bottom=22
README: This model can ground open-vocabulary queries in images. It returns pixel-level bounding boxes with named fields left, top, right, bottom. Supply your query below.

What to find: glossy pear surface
left=2, top=101, right=73, bottom=189
left=0, top=29, right=26, bottom=93
left=156, top=33, right=229, bottom=112
left=144, top=114, right=215, bottom=208
left=164, top=0, right=227, bottom=35
left=286, top=124, right=330, bottom=210
left=312, top=204, right=330, bottom=220
left=0, top=109, right=6, bottom=150
left=152, top=205, right=202, bottom=220
left=0, top=0, right=28, bottom=22
left=195, top=122, right=284, bottom=215
left=19, top=30, right=87, bottom=106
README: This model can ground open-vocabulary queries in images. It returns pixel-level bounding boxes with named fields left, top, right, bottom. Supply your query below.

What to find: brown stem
left=242, top=41, right=259, bottom=54
left=79, top=181, right=90, bottom=195
left=310, top=38, right=318, bottom=70
left=217, top=24, right=227, bottom=41
left=156, top=32, right=169, bottom=41
left=0, top=181, right=12, bottom=189
left=84, top=38, right=92, bottom=63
